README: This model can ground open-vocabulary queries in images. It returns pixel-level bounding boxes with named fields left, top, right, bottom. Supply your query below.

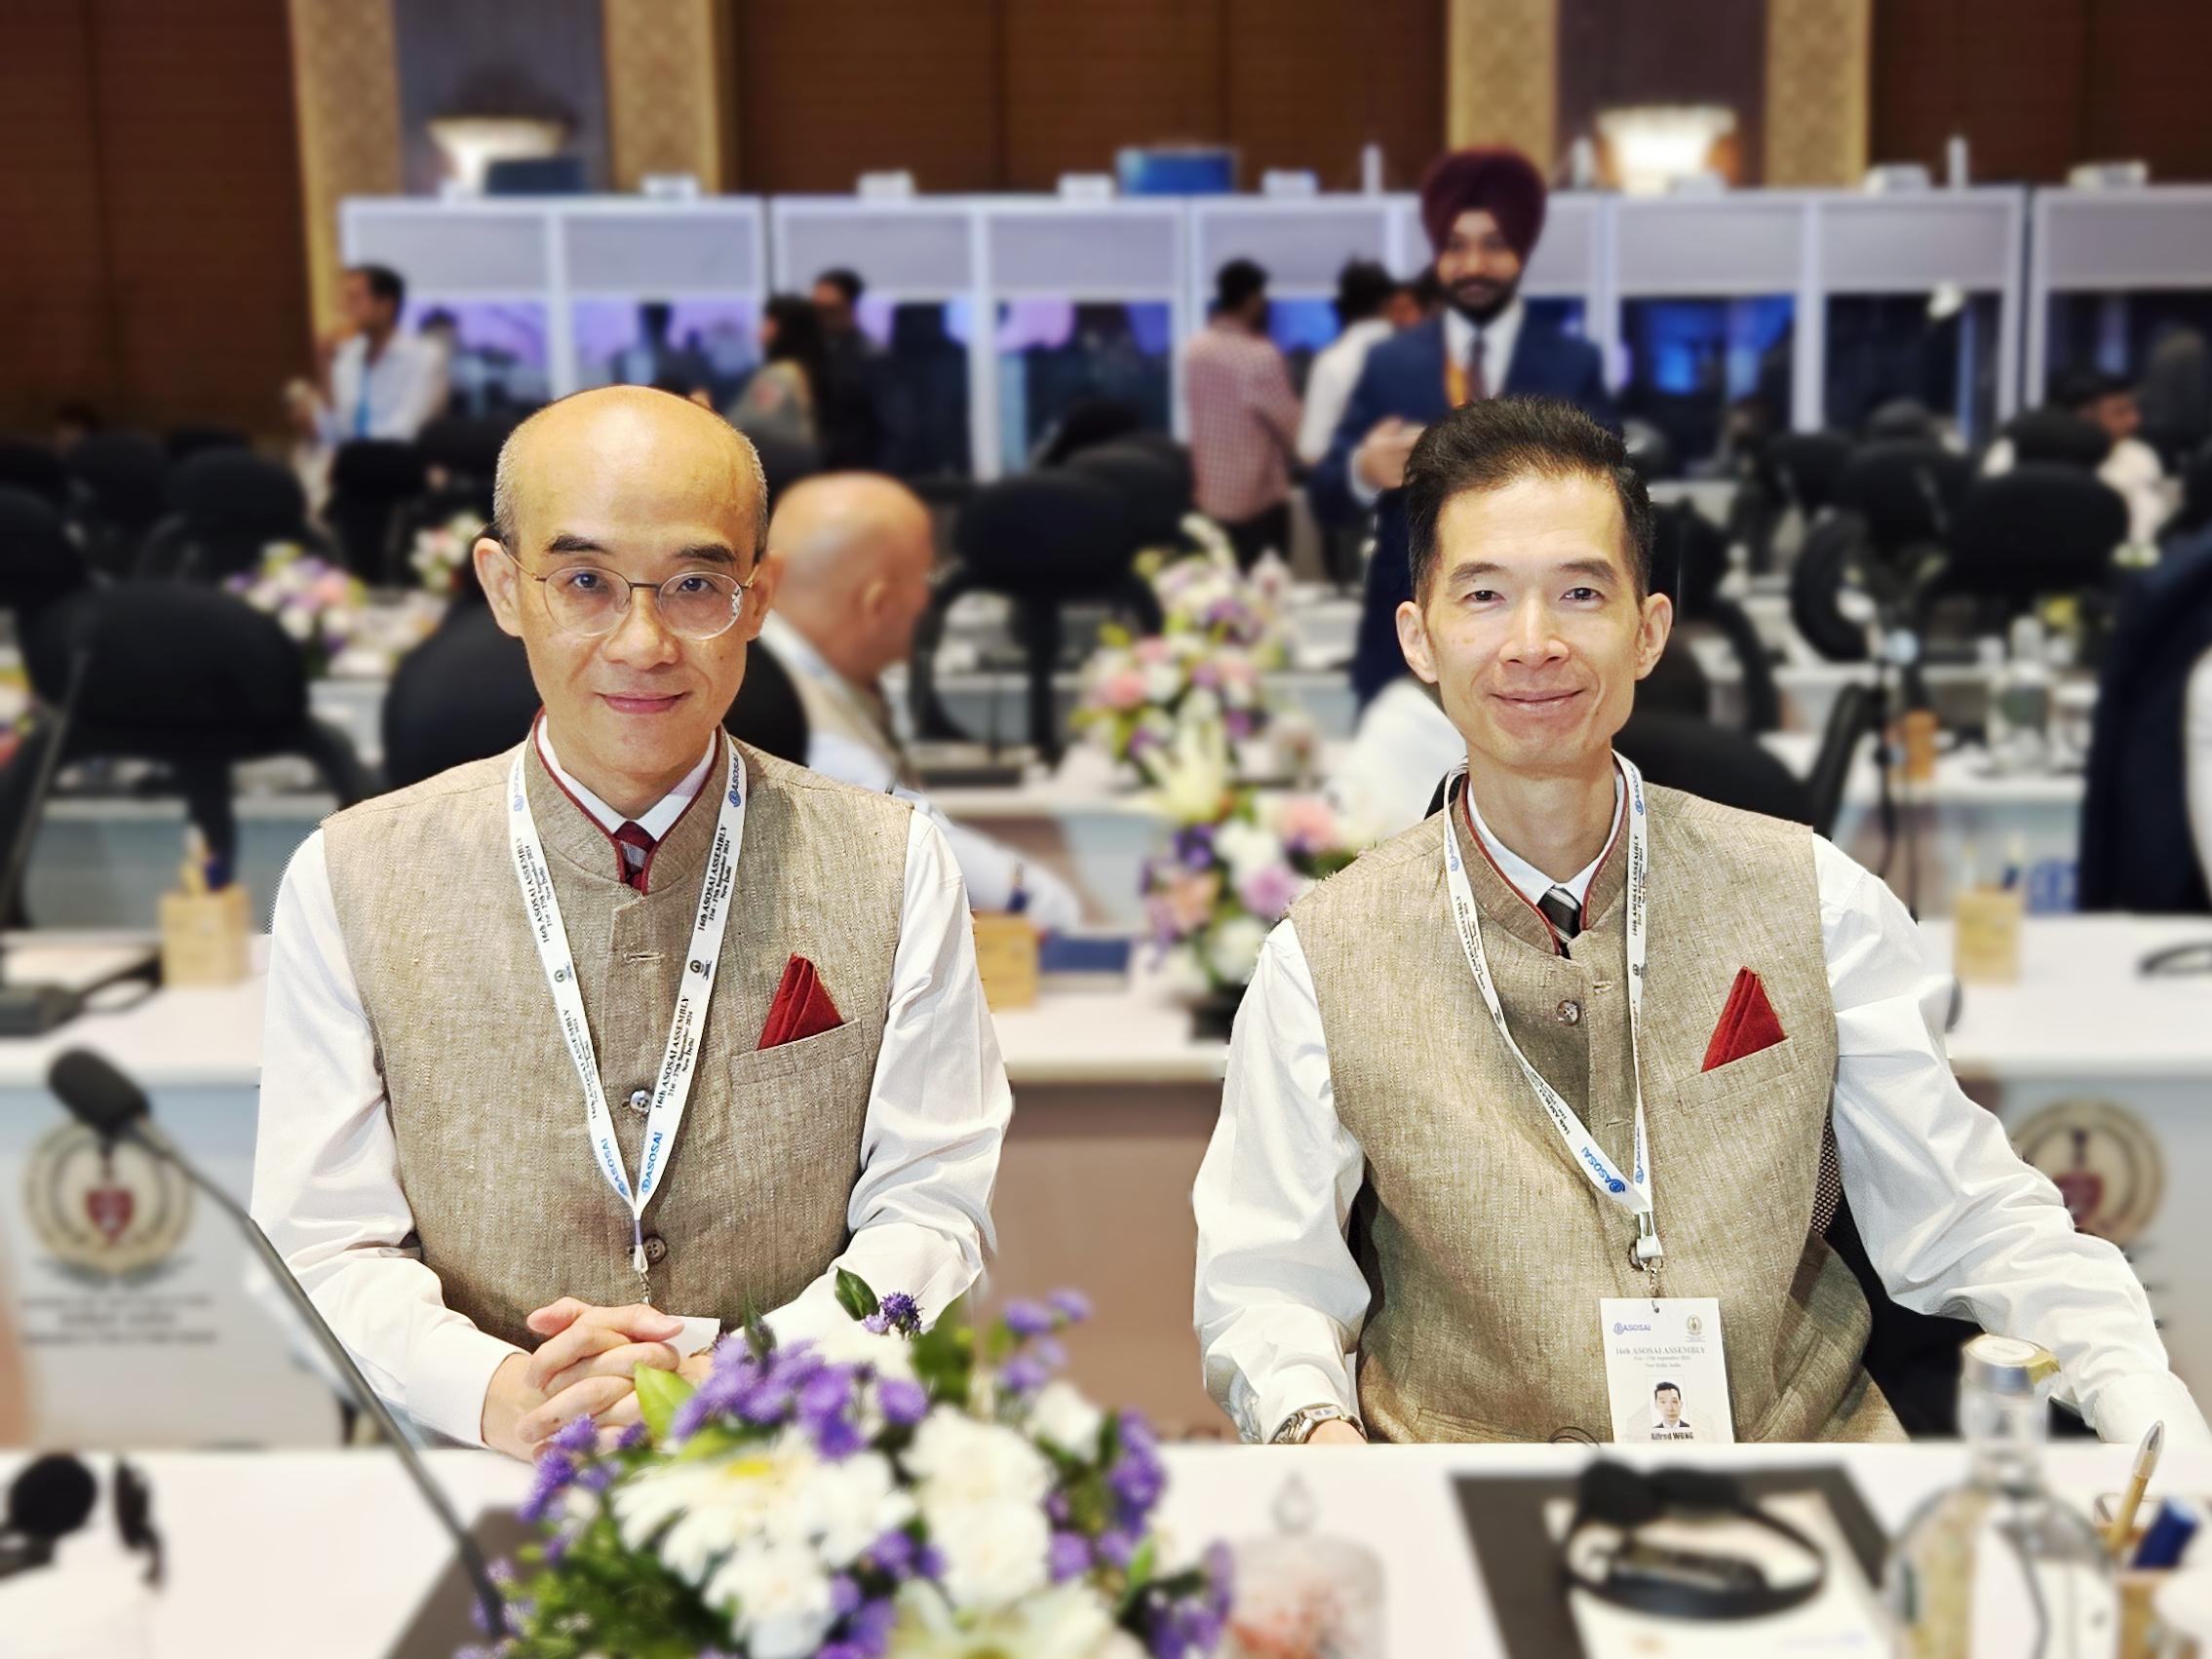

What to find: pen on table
left=2107, top=1419, right=2164, bottom=1558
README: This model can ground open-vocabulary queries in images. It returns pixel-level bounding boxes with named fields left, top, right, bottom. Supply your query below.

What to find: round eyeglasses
left=502, top=544, right=760, bottom=641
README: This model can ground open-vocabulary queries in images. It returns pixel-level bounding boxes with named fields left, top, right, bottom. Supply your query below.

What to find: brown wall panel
left=2081, top=0, right=2212, bottom=184
left=1000, top=0, right=1222, bottom=189
left=735, top=0, right=1002, bottom=193
left=1870, top=0, right=2086, bottom=182
left=1556, top=0, right=1767, bottom=183
left=0, top=0, right=311, bottom=436
left=1224, top=0, right=1444, bottom=191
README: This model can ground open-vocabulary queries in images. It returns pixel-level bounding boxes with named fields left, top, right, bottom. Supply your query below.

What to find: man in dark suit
left=1311, top=148, right=1619, bottom=705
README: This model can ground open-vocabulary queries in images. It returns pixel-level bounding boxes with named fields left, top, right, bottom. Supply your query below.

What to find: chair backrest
left=1838, top=441, right=1973, bottom=555
left=1863, top=398, right=1938, bottom=444
left=0, top=487, right=93, bottom=622
left=1757, top=431, right=1854, bottom=517
left=1036, top=397, right=1143, bottom=466
left=381, top=604, right=541, bottom=791
left=166, top=449, right=310, bottom=536
left=2003, top=406, right=2112, bottom=471
left=416, top=413, right=519, bottom=499
left=163, top=425, right=249, bottom=463
left=954, top=472, right=1140, bottom=598
left=1655, top=502, right=1781, bottom=732
left=722, top=635, right=809, bottom=765
left=328, top=440, right=429, bottom=580
left=68, top=431, right=169, bottom=535
left=1941, top=465, right=2127, bottom=607
left=1613, top=710, right=1812, bottom=825
left=1065, top=441, right=1191, bottom=550
left=0, top=440, right=69, bottom=509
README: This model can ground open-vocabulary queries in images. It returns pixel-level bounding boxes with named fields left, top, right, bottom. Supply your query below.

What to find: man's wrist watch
left=1270, top=1404, right=1361, bottom=1445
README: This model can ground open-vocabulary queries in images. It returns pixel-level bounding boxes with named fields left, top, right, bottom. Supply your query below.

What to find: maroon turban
left=1418, top=147, right=1548, bottom=261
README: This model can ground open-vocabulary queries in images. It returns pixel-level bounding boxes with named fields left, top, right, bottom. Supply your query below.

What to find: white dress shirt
left=315, top=331, right=449, bottom=444
left=1327, top=676, right=1477, bottom=840
left=758, top=615, right=1084, bottom=931
left=1347, top=300, right=1526, bottom=508
left=2189, top=648, right=2212, bottom=896
left=1298, top=319, right=1394, bottom=466
left=1194, top=770, right=2210, bottom=1448
left=251, top=724, right=1012, bottom=1447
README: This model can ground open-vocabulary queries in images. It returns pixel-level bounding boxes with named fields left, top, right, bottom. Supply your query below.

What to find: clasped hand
left=483, top=1297, right=714, bottom=1461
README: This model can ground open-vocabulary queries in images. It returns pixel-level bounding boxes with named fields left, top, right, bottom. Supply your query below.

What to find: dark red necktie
left=612, top=821, right=654, bottom=891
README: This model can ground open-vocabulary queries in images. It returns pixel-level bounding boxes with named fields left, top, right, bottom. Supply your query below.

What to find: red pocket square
left=758, top=953, right=843, bottom=1051
left=1701, top=968, right=1786, bottom=1072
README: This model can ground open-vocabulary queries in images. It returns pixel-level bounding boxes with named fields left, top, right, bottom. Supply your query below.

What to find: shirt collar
left=534, top=719, right=717, bottom=840
left=1443, top=296, right=1525, bottom=376
left=1462, top=760, right=1624, bottom=907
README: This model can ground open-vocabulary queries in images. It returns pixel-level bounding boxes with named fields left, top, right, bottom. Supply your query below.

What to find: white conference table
left=6, top=1442, right=2177, bottom=1658
left=7, top=915, right=2209, bottom=1449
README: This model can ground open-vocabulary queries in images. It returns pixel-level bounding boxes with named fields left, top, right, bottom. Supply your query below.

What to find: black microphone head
left=1575, top=1459, right=1664, bottom=1530
left=47, top=1049, right=149, bottom=1139
left=1654, top=1465, right=1743, bottom=1514
left=7, top=1454, right=97, bottom=1543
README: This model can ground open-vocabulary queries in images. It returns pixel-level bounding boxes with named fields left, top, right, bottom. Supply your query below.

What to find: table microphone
left=44, top=1048, right=508, bottom=1640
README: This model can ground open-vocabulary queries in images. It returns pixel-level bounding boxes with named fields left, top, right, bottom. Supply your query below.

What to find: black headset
left=0, top=1454, right=161, bottom=1587
left=1560, top=1461, right=1827, bottom=1620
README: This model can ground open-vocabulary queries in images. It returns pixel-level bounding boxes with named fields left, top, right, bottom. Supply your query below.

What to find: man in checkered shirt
left=1183, top=257, right=1302, bottom=570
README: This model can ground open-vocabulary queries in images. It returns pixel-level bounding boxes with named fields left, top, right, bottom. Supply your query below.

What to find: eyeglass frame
left=494, top=539, right=766, bottom=641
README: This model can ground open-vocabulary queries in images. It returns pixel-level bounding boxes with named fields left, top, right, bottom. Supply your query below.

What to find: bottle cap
left=1961, top=1333, right=2061, bottom=1398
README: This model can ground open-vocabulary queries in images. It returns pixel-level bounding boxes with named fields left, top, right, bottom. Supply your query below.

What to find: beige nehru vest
left=317, top=737, right=912, bottom=1349
left=1291, top=781, right=1902, bottom=1444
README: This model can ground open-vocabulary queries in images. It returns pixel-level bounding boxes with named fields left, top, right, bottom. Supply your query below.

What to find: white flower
left=610, top=1431, right=818, bottom=1584
left=1205, top=914, right=1267, bottom=985
left=706, top=1538, right=835, bottom=1659
left=796, top=1450, right=914, bottom=1567
left=906, top=1408, right=1053, bottom=1511
left=1141, top=659, right=1184, bottom=703
left=1213, top=819, right=1282, bottom=886
left=1027, top=1380, right=1106, bottom=1455
left=808, top=1320, right=918, bottom=1383
left=921, top=1497, right=1051, bottom=1611
left=893, top=1579, right=1130, bottom=1658
left=278, top=606, right=313, bottom=641
left=1180, top=686, right=1222, bottom=728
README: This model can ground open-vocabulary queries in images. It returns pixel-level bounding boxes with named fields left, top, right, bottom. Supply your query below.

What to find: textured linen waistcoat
left=1290, top=780, right=1902, bottom=1444
left=318, top=736, right=912, bottom=1349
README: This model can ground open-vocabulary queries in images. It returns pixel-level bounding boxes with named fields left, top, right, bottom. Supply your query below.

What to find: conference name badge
left=1600, top=1297, right=1734, bottom=1446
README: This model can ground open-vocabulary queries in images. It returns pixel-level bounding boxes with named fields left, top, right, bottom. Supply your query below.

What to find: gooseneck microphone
left=45, top=1049, right=507, bottom=1640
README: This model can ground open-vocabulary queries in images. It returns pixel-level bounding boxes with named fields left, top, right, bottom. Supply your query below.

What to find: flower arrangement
left=1072, top=630, right=1270, bottom=773
left=478, top=1277, right=1229, bottom=1659
left=1146, top=531, right=1287, bottom=664
left=410, top=511, right=483, bottom=597
left=1139, top=722, right=1358, bottom=995
left=224, top=541, right=368, bottom=679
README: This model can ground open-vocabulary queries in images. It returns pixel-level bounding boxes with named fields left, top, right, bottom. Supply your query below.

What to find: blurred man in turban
left=1311, top=147, right=1616, bottom=709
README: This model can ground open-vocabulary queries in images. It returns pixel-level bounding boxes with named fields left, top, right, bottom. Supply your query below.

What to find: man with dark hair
left=1196, top=396, right=2202, bottom=1447
left=1298, top=260, right=1400, bottom=467
left=1986, top=367, right=2167, bottom=544
left=1311, top=147, right=1618, bottom=707
left=1650, top=1382, right=1691, bottom=1440
left=1184, top=257, right=1302, bottom=569
left=291, top=261, right=449, bottom=447
left=809, top=267, right=885, bottom=469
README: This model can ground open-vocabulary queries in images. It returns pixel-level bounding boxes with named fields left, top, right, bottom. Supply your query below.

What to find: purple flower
left=1003, top=1300, right=1056, bottom=1337
left=577, top=1460, right=617, bottom=1493
left=830, top=1573, right=863, bottom=1618
left=1045, top=1490, right=1071, bottom=1524
left=1000, top=1354, right=1050, bottom=1394
left=1173, top=825, right=1218, bottom=869
left=1031, top=1336, right=1067, bottom=1370
left=865, top=1527, right=918, bottom=1579
left=849, top=1597, right=898, bottom=1654
left=1108, top=1410, right=1167, bottom=1521
left=613, top=1421, right=648, bottom=1451
left=1047, top=1530, right=1093, bottom=1582
left=542, top=1522, right=580, bottom=1566
left=1224, top=707, right=1257, bottom=741
left=1096, top=1526, right=1140, bottom=1569
left=878, top=1376, right=929, bottom=1426
left=876, top=1292, right=922, bottom=1334
left=548, top=1415, right=598, bottom=1456
left=519, top=1450, right=576, bottom=1524
left=1236, top=861, right=1303, bottom=921
left=1048, top=1289, right=1093, bottom=1324
left=916, top=1542, right=948, bottom=1581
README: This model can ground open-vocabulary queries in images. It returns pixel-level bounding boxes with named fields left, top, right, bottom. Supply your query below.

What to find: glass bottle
left=1887, top=1335, right=2117, bottom=1659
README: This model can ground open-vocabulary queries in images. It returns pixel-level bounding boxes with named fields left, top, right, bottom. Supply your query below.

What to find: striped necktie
left=612, top=822, right=654, bottom=891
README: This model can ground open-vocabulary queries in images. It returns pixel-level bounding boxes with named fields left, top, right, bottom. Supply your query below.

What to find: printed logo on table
left=2015, top=1099, right=2163, bottom=1249
left=25, top=1122, right=193, bottom=1283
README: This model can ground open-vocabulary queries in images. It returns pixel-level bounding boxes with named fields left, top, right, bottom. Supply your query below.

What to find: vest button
left=1555, top=998, right=1582, bottom=1025
left=627, top=1088, right=651, bottom=1114
left=641, top=1233, right=668, bottom=1266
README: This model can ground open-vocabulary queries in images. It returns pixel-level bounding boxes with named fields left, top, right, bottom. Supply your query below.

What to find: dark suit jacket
left=1310, top=312, right=1618, bottom=706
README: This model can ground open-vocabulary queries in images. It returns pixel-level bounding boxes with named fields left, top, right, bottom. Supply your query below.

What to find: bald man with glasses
left=252, top=388, right=1010, bottom=1460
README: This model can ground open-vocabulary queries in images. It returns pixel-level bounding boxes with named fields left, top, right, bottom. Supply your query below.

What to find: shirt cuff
left=671, top=1316, right=722, bottom=1360
left=2082, top=1370, right=2212, bottom=1452
left=407, top=1322, right=524, bottom=1449
left=1347, top=459, right=1381, bottom=510
left=1255, top=1361, right=1363, bottom=1445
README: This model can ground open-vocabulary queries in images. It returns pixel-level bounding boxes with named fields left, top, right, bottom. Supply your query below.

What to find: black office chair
left=1921, top=465, right=2127, bottom=635
left=416, top=413, right=516, bottom=510
left=1036, top=397, right=1144, bottom=466
left=163, top=425, right=249, bottom=463
left=326, top=440, right=429, bottom=583
left=1614, top=710, right=1812, bottom=824
left=0, top=488, right=94, bottom=630
left=381, top=605, right=811, bottom=792
left=0, top=441, right=69, bottom=510
left=911, top=472, right=1155, bottom=763
left=745, top=430, right=823, bottom=514
left=66, top=432, right=169, bottom=577
left=2002, top=406, right=2112, bottom=472
left=1863, top=398, right=1938, bottom=444
left=1, top=584, right=374, bottom=922
left=1735, top=430, right=1853, bottom=576
left=1788, top=442, right=1977, bottom=667
left=1657, top=502, right=1780, bottom=732
left=1838, top=441, right=1972, bottom=562
left=139, top=450, right=328, bottom=582
left=1065, top=441, right=1192, bottom=551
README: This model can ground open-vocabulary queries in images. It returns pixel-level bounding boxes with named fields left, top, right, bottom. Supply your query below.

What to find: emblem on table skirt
left=24, top=1122, right=193, bottom=1281
left=2014, top=1099, right=2163, bottom=1249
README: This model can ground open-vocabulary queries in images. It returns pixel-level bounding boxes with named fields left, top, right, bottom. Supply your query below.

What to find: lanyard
left=1442, top=754, right=1662, bottom=1272
left=505, top=738, right=747, bottom=1289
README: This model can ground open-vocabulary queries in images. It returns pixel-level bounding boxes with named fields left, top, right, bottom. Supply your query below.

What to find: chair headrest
left=0, top=441, right=70, bottom=510
left=1651, top=502, right=1729, bottom=613
left=1757, top=432, right=1854, bottom=511
left=2003, top=406, right=2113, bottom=470
left=68, top=433, right=168, bottom=524
left=1038, top=398, right=1145, bottom=466
left=0, top=487, right=92, bottom=613
left=1838, top=441, right=1972, bottom=550
left=166, top=450, right=308, bottom=534
left=1065, top=442, right=1191, bottom=548
left=1948, top=465, right=2128, bottom=595
left=330, top=439, right=428, bottom=494
left=955, top=473, right=1139, bottom=596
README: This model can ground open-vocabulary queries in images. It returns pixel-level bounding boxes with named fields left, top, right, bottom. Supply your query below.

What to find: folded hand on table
left=481, top=1298, right=706, bottom=1461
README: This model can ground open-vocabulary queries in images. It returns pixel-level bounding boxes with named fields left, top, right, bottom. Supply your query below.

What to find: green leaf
left=743, top=1297, right=776, bottom=1361
left=632, top=1361, right=697, bottom=1442
left=1116, top=1535, right=1159, bottom=1617
left=834, top=1268, right=881, bottom=1322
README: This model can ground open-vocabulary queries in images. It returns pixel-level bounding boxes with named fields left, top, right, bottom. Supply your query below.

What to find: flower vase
left=1190, top=982, right=1247, bottom=1041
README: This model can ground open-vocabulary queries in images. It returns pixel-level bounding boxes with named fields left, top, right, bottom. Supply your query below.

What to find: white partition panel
left=2028, top=186, right=2212, bottom=402
left=561, top=201, right=765, bottom=294
left=342, top=200, right=552, bottom=294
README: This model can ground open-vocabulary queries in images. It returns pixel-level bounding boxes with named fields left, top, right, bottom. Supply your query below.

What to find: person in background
left=1311, top=147, right=1617, bottom=709
left=726, top=294, right=824, bottom=447
left=1184, top=257, right=1303, bottom=570
left=1387, top=276, right=1433, bottom=329
left=1985, top=369, right=2169, bottom=546
left=53, top=402, right=100, bottom=455
left=290, top=263, right=449, bottom=447
left=1298, top=261, right=1401, bottom=468
left=811, top=267, right=887, bottom=470
left=759, top=474, right=1084, bottom=931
